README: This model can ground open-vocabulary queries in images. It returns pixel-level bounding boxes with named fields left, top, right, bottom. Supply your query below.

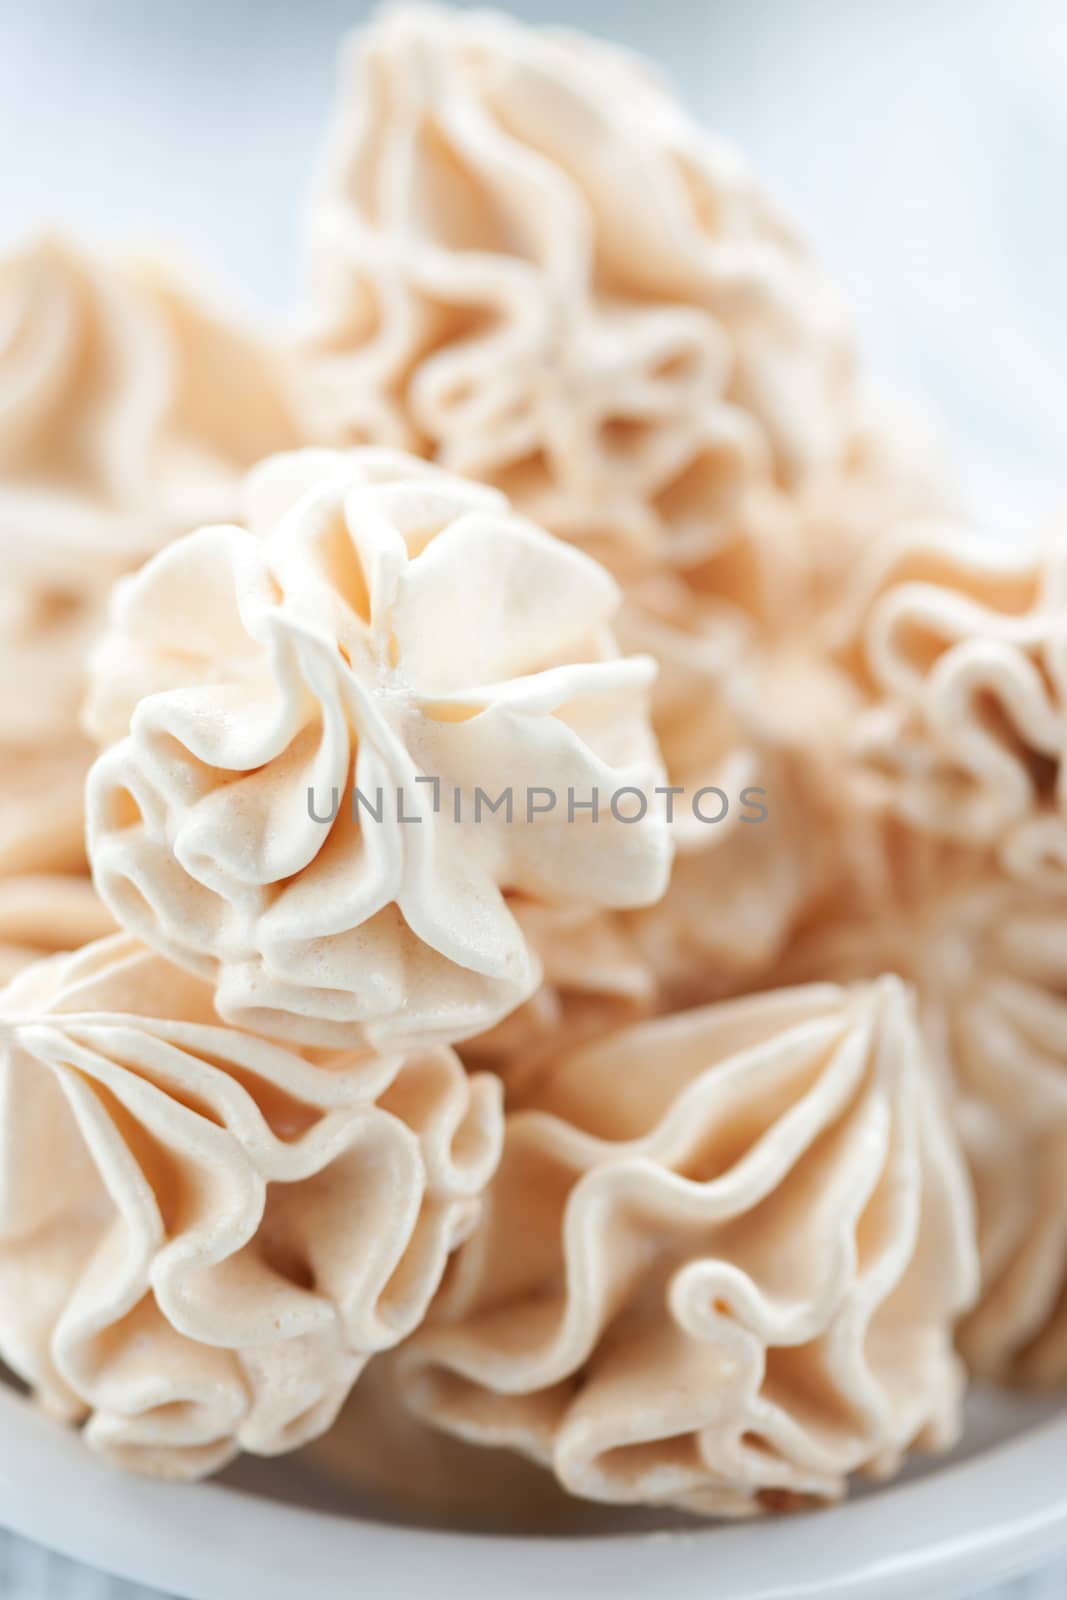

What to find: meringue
left=293, top=1, right=944, bottom=1048
left=401, top=979, right=978, bottom=1516
left=0, top=934, right=502, bottom=1479
left=0, top=234, right=303, bottom=975
left=0, top=587, right=113, bottom=754
left=828, top=518, right=1067, bottom=876
left=461, top=899, right=654, bottom=1089
left=0, top=744, right=114, bottom=980
left=795, top=388, right=954, bottom=615
left=0, top=233, right=301, bottom=583
left=789, top=515, right=1067, bottom=1388
left=0, top=875, right=114, bottom=984
left=780, top=813, right=1067, bottom=1388
left=614, top=574, right=845, bottom=1010
left=85, top=447, right=671, bottom=1050
left=298, top=4, right=857, bottom=574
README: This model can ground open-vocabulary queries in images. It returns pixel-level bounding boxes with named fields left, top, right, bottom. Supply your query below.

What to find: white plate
left=1, top=1384, right=1064, bottom=1600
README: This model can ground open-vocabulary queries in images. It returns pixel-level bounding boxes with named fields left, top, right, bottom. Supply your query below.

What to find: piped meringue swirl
left=0, top=233, right=301, bottom=582
left=0, top=934, right=502, bottom=1479
left=0, top=234, right=302, bottom=976
left=781, top=812, right=1067, bottom=1388
left=401, top=978, right=978, bottom=1516
left=829, top=519, right=1067, bottom=879
left=85, top=447, right=671, bottom=1050
left=298, top=4, right=857, bottom=574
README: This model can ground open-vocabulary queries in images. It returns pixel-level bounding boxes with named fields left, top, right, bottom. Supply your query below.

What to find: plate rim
left=0, top=1387, right=1065, bottom=1600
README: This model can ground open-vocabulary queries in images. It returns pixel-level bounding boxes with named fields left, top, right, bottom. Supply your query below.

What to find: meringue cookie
left=0, top=233, right=301, bottom=584
left=0, top=234, right=303, bottom=973
left=828, top=518, right=1067, bottom=875
left=0, top=875, right=114, bottom=983
left=603, top=387, right=948, bottom=1010
left=0, top=733, right=109, bottom=978
left=614, top=575, right=841, bottom=1008
left=294, top=1, right=938, bottom=1046
left=401, top=979, right=978, bottom=1516
left=0, top=934, right=502, bottom=1479
left=298, top=4, right=856, bottom=574
left=0, top=586, right=112, bottom=753
left=464, top=612, right=827, bottom=1069
left=780, top=813, right=1067, bottom=1388
left=792, top=376, right=948, bottom=557
left=85, top=447, right=671, bottom=1050
left=0, top=745, right=95, bottom=880
left=624, top=758, right=820, bottom=1011
left=0, top=739, right=111, bottom=977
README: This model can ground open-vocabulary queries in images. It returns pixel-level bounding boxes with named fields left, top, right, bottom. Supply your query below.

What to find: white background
left=1, top=1, right=1065, bottom=1595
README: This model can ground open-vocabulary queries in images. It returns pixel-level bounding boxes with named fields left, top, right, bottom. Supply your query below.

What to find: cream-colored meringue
left=0, top=934, right=502, bottom=1480
left=623, top=762, right=821, bottom=1011
left=612, top=574, right=843, bottom=1009
left=464, top=407, right=935, bottom=1027
left=0, top=875, right=115, bottom=983
left=85, top=447, right=671, bottom=1050
left=0, top=234, right=303, bottom=975
left=467, top=598, right=822, bottom=1067
left=0, top=586, right=112, bottom=753
left=293, top=0, right=944, bottom=1049
left=0, top=741, right=110, bottom=977
left=828, top=518, right=1067, bottom=877
left=401, top=979, right=978, bottom=1516
left=0, top=233, right=301, bottom=584
left=0, top=591, right=121, bottom=960
left=780, top=812, right=1067, bottom=1388
left=604, top=388, right=950, bottom=1010
left=461, top=899, right=654, bottom=1090
left=0, top=745, right=94, bottom=879
left=298, top=5, right=857, bottom=574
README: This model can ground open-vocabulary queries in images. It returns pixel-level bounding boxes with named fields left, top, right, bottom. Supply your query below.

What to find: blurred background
left=3, top=0, right=1067, bottom=528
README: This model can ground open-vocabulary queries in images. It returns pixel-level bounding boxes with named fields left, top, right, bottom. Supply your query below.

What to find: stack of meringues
left=0, top=5, right=1061, bottom=1524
